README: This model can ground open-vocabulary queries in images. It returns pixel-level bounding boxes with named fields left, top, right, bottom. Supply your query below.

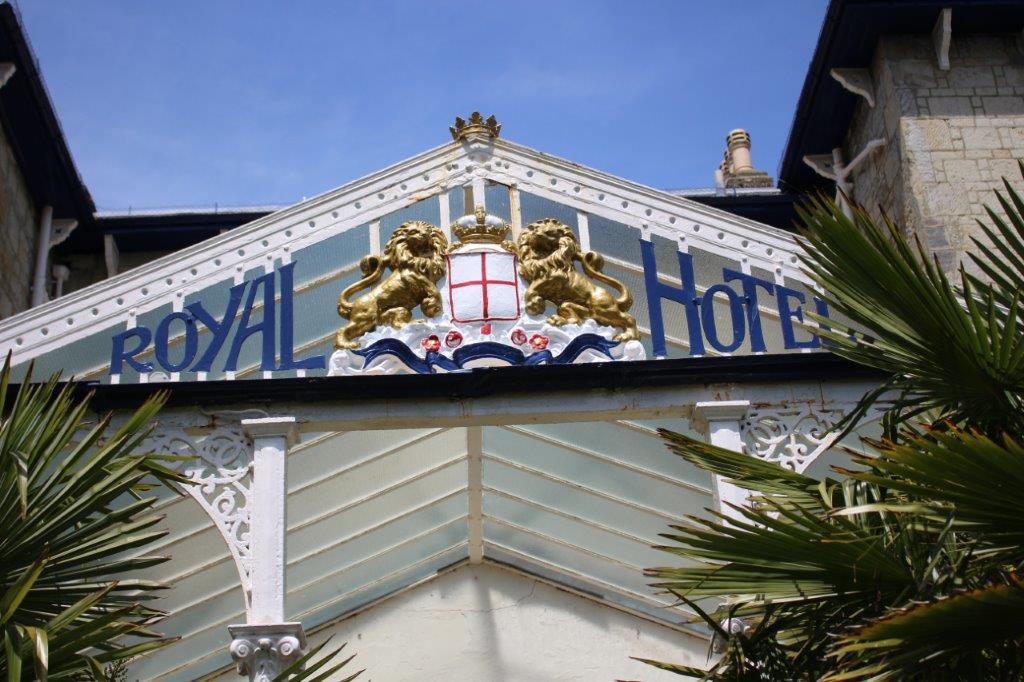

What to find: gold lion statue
left=517, top=219, right=640, bottom=342
left=335, top=220, right=448, bottom=349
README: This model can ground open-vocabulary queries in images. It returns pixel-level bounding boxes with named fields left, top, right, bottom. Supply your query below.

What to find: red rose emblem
left=480, top=323, right=492, bottom=335
left=445, top=330, right=463, bottom=348
left=421, top=335, right=441, bottom=353
left=510, top=328, right=528, bottom=345
left=529, top=334, right=549, bottom=350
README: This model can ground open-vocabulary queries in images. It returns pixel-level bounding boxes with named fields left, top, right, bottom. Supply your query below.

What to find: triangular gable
left=0, top=134, right=818, bottom=382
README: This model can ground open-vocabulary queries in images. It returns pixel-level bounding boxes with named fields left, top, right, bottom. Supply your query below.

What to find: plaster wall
left=0, top=121, right=37, bottom=319
left=212, top=563, right=709, bottom=682
left=846, top=34, right=1024, bottom=274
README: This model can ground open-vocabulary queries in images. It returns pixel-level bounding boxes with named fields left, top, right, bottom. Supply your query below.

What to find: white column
left=692, top=400, right=751, bottom=523
left=242, top=416, right=297, bottom=623
left=230, top=417, right=304, bottom=682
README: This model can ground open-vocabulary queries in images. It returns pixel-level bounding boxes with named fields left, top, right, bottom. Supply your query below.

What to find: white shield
left=446, top=250, right=521, bottom=322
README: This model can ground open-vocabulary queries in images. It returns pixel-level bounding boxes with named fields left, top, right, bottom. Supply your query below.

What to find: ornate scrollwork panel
left=741, top=405, right=849, bottom=473
left=137, top=425, right=254, bottom=613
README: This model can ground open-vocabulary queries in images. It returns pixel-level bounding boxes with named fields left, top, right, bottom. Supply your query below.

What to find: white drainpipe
left=31, top=205, right=54, bottom=307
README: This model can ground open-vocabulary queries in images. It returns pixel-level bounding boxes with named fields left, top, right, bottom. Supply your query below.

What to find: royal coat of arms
left=328, top=206, right=645, bottom=375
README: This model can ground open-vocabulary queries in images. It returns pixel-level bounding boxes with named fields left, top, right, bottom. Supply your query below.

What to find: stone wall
left=845, top=33, right=1024, bottom=275
left=0, top=121, right=37, bottom=319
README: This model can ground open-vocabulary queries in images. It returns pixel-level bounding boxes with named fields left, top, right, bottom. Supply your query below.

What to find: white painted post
left=243, top=416, right=297, bottom=623
left=230, top=417, right=305, bottom=682
left=692, top=400, right=751, bottom=523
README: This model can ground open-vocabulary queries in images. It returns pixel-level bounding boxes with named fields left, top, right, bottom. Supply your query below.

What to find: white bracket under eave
left=49, top=219, right=79, bottom=248
left=933, top=8, right=952, bottom=71
left=0, top=63, right=15, bottom=89
left=830, top=68, right=875, bottom=108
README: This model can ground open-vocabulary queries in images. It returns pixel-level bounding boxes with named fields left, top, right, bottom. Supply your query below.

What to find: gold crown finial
left=453, top=205, right=510, bottom=244
left=450, top=112, right=501, bottom=141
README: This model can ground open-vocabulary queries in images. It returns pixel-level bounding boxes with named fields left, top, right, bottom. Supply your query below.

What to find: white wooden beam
left=467, top=426, right=484, bottom=564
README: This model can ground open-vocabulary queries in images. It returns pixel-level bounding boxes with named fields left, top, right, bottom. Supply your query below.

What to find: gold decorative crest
left=517, top=219, right=640, bottom=342
left=450, top=112, right=501, bottom=141
left=334, top=221, right=448, bottom=349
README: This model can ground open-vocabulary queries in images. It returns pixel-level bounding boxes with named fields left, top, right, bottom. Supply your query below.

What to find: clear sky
left=12, top=1, right=829, bottom=211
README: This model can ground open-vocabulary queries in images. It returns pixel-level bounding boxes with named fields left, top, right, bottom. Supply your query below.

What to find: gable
left=0, top=134, right=821, bottom=383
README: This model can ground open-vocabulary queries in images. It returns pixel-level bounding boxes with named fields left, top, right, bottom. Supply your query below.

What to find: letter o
left=700, top=283, right=745, bottom=353
left=155, top=312, right=199, bottom=373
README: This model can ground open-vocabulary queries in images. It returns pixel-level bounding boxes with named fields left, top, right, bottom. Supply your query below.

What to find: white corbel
left=692, top=400, right=751, bottom=524
left=49, top=218, right=78, bottom=247
left=830, top=68, right=875, bottom=107
left=0, top=63, right=15, bottom=89
left=104, top=234, right=119, bottom=278
left=933, top=8, right=951, bottom=71
left=803, top=138, right=885, bottom=219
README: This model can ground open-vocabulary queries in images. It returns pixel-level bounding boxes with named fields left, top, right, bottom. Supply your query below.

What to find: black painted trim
left=8, top=353, right=885, bottom=411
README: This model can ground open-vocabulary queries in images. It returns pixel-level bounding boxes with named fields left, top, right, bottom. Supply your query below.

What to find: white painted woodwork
left=242, top=417, right=298, bottom=624
left=692, top=400, right=751, bottom=523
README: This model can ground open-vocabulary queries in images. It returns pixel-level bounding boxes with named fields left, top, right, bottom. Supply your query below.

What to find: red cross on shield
left=446, top=251, right=521, bottom=323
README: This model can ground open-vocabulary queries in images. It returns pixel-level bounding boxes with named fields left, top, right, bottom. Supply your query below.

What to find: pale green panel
left=293, top=544, right=466, bottom=645
left=380, top=196, right=442, bottom=244
left=690, top=246, right=742, bottom=290
left=483, top=458, right=700, bottom=543
left=588, top=214, right=641, bottom=265
left=484, top=519, right=663, bottom=599
left=520, top=191, right=579, bottom=238
left=606, top=260, right=691, bottom=359
left=448, top=185, right=466, bottom=219
left=287, top=432, right=467, bottom=526
left=290, top=223, right=370, bottom=287
left=516, top=422, right=713, bottom=492
left=484, top=493, right=667, bottom=568
left=482, top=427, right=709, bottom=518
left=485, top=543, right=691, bottom=626
left=286, top=521, right=467, bottom=618
left=287, top=495, right=467, bottom=591
left=484, top=181, right=511, bottom=221
left=128, top=581, right=246, bottom=681
left=287, top=429, right=439, bottom=489
left=289, top=485, right=468, bottom=567
left=9, top=321, right=125, bottom=382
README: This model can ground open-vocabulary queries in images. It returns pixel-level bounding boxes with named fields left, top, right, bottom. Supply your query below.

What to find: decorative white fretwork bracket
left=741, top=402, right=886, bottom=473
left=136, top=424, right=255, bottom=613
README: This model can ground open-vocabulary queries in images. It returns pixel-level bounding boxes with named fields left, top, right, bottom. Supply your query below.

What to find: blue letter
left=110, top=327, right=153, bottom=374
left=776, top=285, right=821, bottom=349
left=639, top=239, right=705, bottom=357
left=724, top=269, right=775, bottom=353
left=700, top=283, right=745, bottom=353
left=187, top=281, right=247, bottom=372
left=277, top=262, right=325, bottom=371
left=225, top=272, right=276, bottom=372
left=155, top=311, right=199, bottom=373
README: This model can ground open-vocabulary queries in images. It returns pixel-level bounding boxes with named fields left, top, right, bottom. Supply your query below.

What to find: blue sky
left=13, top=1, right=828, bottom=211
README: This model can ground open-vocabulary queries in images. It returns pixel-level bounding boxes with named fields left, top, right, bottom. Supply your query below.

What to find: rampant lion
left=517, top=219, right=640, bottom=342
left=335, top=220, right=448, bottom=349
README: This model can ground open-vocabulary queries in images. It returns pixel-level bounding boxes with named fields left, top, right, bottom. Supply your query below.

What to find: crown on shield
left=453, top=205, right=511, bottom=245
